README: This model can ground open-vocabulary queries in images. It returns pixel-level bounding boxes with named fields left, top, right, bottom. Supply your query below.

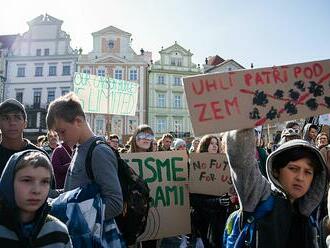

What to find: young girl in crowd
left=0, top=150, right=72, bottom=247
left=128, top=124, right=158, bottom=247
left=225, top=128, right=327, bottom=247
left=191, top=134, right=232, bottom=248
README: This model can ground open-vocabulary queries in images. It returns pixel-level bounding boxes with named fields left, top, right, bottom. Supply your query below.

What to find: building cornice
left=6, top=55, right=78, bottom=62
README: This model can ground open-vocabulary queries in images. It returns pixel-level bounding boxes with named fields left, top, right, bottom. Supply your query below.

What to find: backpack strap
left=240, top=194, right=275, bottom=247
left=85, top=138, right=107, bottom=181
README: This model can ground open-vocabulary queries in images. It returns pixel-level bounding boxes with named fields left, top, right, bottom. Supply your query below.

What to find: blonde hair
left=46, top=92, right=85, bottom=130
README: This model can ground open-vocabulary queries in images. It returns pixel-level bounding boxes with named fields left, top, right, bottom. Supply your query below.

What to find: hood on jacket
left=0, top=150, right=55, bottom=210
left=302, top=123, right=318, bottom=143
left=266, top=139, right=327, bottom=216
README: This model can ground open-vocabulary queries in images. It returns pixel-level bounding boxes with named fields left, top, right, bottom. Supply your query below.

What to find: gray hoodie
left=226, top=128, right=327, bottom=217
left=0, top=150, right=72, bottom=247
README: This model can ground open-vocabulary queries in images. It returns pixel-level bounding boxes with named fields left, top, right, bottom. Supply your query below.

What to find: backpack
left=223, top=195, right=275, bottom=248
left=86, top=138, right=151, bottom=245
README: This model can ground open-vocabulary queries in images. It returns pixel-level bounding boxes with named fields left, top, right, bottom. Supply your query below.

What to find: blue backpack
left=223, top=195, right=275, bottom=248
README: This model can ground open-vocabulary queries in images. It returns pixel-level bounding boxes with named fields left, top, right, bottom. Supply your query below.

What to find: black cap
left=0, top=98, right=27, bottom=120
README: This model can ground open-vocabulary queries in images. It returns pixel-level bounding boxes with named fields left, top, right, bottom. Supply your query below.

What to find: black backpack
left=86, top=138, right=151, bottom=245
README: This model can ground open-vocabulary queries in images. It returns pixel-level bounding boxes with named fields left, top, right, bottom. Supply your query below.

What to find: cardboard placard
left=183, top=59, right=330, bottom=136
left=319, top=114, right=330, bottom=125
left=73, top=72, right=139, bottom=116
left=189, top=153, right=235, bottom=196
left=121, top=151, right=190, bottom=240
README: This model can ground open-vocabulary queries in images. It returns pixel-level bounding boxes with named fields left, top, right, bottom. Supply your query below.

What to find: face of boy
left=14, top=166, right=51, bottom=223
left=309, top=128, right=318, bottom=140
left=54, top=118, right=80, bottom=147
left=48, top=130, right=59, bottom=148
left=162, top=138, right=172, bottom=149
left=276, top=158, right=314, bottom=202
left=0, top=112, right=27, bottom=140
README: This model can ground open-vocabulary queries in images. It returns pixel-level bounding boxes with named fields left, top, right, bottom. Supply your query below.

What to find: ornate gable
left=93, top=54, right=127, bottom=64
left=27, top=14, right=63, bottom=26
left=92, top=26, right=131, bottom=37
left=160, top=41, right=192, bottom=56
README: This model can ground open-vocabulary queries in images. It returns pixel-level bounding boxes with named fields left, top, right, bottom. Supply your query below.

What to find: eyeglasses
left=286, top=128, right=300, bottom=134
left=136, top=132, right=154, bottom=141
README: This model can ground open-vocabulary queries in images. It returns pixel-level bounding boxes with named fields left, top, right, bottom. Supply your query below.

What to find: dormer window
left=108, top=40, right=114, bottom=49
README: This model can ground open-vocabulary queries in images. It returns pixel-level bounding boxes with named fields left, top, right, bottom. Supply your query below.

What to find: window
left=33, top=91, right=41, bottom=108
left=49, top=65, right=57, bottom=76
left=96, top=119, right=104, bottom=134
left=44, top=48, right=49, bottom=56
left=16, top=92, right=23, bottom=103
left=174, top=95, right=182, bottom=108
left=27, top=112, right=37, bottom=128
left=157, top=94, right=166, bottom=108
left=129, top=69, right=138, bottom=81
left=171, top=58, right=182, bottom=66
left=17, top=67, right=25, bottom=77
left=61, top=87, right=70, bottom=96
left=115, top=69, right=122, bottom=80
left=174, top=77, right=181, bottom=86
left=97, top=69, right=105, bottom=77
left=83, top=68, right=91, bottom=74
left=35, top=66, right=43, bottom=77
left=108, top=40, right=114, bottom=49
left=36, top=49, right=41, bottom=56
left=62, top=65, right=71, bottom=76
left=156, top=118, right=166, bottom=133
left=47, top=90, right=55, bottom=103
left=158, top=75, right=165, bottom=84
left=174, top=119, right=183, bottom=133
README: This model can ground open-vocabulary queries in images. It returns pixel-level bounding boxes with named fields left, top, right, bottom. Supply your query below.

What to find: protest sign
left=121, top=150, right=190, bottom=240
left=73, top=72, right=139, bottom=116
left=183, top=59, right=330, bottom=136
left=319, top=114, right=330, bottom=125
left=189, top=153, right=235, bottom=196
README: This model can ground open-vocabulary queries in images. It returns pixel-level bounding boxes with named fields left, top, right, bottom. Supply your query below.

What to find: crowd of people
left=1, top=93, right=330, bottom=247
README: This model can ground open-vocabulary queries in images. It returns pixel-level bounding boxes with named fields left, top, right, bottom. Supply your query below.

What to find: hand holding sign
left=183, top=59, right=330, bottom=136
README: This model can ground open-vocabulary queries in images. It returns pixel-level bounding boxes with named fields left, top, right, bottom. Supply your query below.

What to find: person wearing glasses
left=280, top=128, right=301, bottom=144
left=0, top=99, right=44, bottom=175
left=127, top=124, right=159, bottom=247
left=108, top=134, right=120, bottom=151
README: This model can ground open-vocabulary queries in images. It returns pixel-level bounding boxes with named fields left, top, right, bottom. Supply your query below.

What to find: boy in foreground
left=224, top=128, right=327, bottom=247
left=0, top=150, right=71, bottom=246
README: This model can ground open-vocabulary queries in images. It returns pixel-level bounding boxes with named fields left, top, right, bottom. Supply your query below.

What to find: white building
left=5, top=14, right=78, bottom=141
left=77, top=26, right=151, bottom=141
left=0, top=35, right=18, bottom=102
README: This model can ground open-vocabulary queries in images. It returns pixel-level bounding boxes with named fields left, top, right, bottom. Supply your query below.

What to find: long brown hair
left=196, top=135, right=220, bottom=153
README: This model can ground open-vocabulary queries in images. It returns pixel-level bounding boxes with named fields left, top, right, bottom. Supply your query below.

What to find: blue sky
left=1, top=0, right=329, bottom=68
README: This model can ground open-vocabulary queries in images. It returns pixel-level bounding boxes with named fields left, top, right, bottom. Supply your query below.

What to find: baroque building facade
left=77, top=26, right=151, bottom=140
left=148, top=42, right=201, bottom=138
left=4, top=14, right=78, bottom=141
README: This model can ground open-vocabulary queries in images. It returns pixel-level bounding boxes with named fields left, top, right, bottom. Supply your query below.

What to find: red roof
left=207, top=55, right=225, bottom=66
